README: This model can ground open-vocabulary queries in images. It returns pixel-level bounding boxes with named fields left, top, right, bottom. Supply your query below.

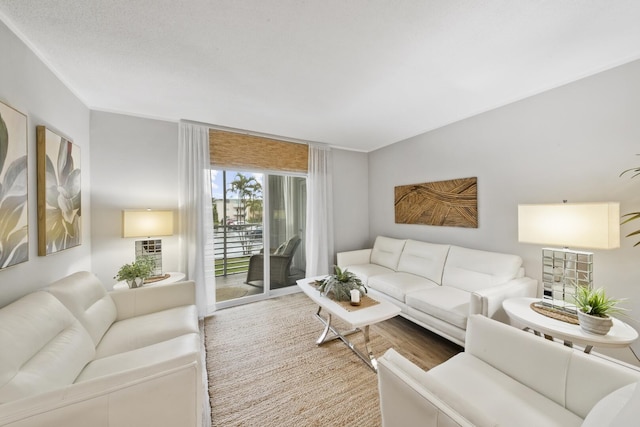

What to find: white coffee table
left=503, top=297, right=638, bottom=353
left=297, top=277, right=401, bottom=371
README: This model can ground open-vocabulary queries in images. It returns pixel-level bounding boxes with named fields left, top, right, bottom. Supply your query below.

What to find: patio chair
left=245, top=235, right=302, bottom=288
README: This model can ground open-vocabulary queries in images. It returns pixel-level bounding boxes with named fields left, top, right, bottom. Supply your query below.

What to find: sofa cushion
left=370, top=236, right=406, bottom=271
left=442, top=246, right=523, bottom=292
left=77, top=333, right=200, bottom=382
left=396, top=240, right=450, bottom=285
left=0, top=292, right=95, bottom=403
left=95, top=305, right=199, bottom=359
left=344, top=263, right=394, bottom=284
left=368, top=272, right=438, bottom=303
left=47, top=271, right=117, bottom=346
left=405, top=286, right=470, bottom=329
left=425, top=353, right=583, bottom=427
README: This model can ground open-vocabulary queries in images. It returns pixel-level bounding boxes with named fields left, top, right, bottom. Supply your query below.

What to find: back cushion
left=370, top=236, right=407, bottom=271
left=397, top=240, right=450, bottom=284
left=442, top=246, right=523, bottom=292
left=48, top=271, right=117, bottom=346
left=465, top=314, right=572, bottom=408
left=0, top=292, right=95, bottom=403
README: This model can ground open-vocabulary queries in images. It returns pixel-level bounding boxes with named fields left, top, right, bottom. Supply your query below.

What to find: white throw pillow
left=581, top=382, right=637, bottom=427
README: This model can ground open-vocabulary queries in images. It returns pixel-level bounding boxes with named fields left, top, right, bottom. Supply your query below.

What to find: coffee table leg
left=315, top=306, right=332, bottom=345
left=362, top=325, right=377, bottom=371
left=313, top=306, right=378, bottom=372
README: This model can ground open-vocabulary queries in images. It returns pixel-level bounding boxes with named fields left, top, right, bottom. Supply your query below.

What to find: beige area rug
left=216, top=286, right=249, bottom=301
left=204, top=293, right=397, bottom=427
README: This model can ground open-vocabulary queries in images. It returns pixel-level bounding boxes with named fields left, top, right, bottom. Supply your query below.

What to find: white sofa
left=378, top=314, right=640, bottom=427
left=0, top=271, right=203, bottom=427
left=337, top=236, right=538, bottom=346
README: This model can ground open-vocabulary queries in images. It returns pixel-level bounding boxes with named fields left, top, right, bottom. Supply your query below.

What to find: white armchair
left=378, top=314, right=640, bottom=426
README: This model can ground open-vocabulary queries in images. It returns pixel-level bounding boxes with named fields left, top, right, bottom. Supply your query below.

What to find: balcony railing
left=214, top=223, right=263, bottom=277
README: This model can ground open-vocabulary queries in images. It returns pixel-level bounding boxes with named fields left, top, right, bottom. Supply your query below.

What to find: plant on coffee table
left=318, top=266, right=366, bottom=301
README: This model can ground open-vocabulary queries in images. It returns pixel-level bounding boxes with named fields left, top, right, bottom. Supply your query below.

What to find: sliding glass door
left=212, top=169, right=306, bottom=308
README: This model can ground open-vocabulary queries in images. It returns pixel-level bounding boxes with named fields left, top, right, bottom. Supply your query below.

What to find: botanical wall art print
left=37, top=126, right=81, bottom=256
left=395, top=177, right=478, bottom=228
left=0, top=100, right=28, bottom=269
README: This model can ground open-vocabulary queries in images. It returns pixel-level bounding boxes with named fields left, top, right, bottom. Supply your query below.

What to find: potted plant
left=317, top=266, right=366, bottom=302
left=574, top=286, right=626, bottom=335
left=114, top=256, right=156, bottom=288
left=620, top=161, right=640, bottom=246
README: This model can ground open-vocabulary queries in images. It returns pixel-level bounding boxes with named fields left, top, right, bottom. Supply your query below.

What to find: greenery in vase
left=114, top=256, right=156, bottom=282
left=574, top=286, right=625, bottom=318
left=620, top=161, right=640, bottom=246
left=318, top=266, right=366, bottom=301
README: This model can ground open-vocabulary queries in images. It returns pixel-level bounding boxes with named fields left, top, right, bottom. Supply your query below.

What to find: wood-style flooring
left=371, top=314, right=463, bottom=370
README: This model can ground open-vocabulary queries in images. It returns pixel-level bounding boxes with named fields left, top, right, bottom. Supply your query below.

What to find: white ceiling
left=1, top=1, right=640, bottom=152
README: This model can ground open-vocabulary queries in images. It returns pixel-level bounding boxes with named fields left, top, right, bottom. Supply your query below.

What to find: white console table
left=503, top=297, right=638, bottom=354
left=113, top=272, right=186, bottom=291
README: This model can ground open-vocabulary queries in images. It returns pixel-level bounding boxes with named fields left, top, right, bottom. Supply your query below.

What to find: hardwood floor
left=371, top=314, right=463, bottom=370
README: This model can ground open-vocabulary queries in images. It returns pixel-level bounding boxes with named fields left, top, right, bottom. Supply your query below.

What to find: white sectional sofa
left=337, top=236, right=538, bottom=346
left=0, top=271, right=203, bottom=427
left=378, top=314, right=640, bottom=427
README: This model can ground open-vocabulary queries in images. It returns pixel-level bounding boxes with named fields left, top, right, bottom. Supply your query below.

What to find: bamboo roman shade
left=209, top=129, right=308, bottom=173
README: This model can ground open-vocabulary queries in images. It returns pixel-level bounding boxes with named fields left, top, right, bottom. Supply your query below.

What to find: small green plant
left=318, top=266, right=366, bottom=301
left=574, top=286, right=625, bottom=318
left=114, top=256, right=156, bottom=282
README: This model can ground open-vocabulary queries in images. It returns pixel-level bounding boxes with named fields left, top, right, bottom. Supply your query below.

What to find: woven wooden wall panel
left=395, top=177, right=478, bottom=228
left=209, top=129, right=308, bottom=172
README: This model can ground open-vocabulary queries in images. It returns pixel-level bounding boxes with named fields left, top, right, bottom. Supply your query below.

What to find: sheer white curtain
left=178, top=122, right=215, bottom=317
left=305, top=144, right=334, bottom=277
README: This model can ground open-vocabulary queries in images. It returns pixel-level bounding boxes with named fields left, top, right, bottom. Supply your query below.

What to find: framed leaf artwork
left=36, top=126, right=81, bottom=255
left=395, top=177, right=478, bottom=228
left=0, top=100, right=28, bottom=269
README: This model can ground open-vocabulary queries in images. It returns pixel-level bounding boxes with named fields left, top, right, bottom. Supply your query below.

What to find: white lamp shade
left=122, top=210, right=174, bottom=238
left=518, top=202, right=620, bottom=249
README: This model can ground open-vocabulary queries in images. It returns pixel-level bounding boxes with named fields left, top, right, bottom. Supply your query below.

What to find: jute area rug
left=204, top=293, right=399, bottom=427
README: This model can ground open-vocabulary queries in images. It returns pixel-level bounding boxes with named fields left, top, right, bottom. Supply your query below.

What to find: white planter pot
left=577, top=311, right=613, bottom=335
left=126, top=277, right=144, bottom=289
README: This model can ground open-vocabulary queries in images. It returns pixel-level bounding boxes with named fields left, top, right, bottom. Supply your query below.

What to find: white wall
left=369, top=59, right=640, bottom=362
left=0, top=20, right=91, bottom=307
left=332, top=147, right=370, bottom=257
left=90, top=111, right=179, bottom=287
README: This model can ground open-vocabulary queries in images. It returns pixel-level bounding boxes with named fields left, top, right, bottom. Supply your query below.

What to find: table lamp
left=518, top=202, right=620, bottom=313
left=122, top=209, right=174, bottom=277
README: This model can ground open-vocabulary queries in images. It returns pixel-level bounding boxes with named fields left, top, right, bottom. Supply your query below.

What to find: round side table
left=503, top=297, right=638, bottom=353
left=113, top=272, right=186, bottom=291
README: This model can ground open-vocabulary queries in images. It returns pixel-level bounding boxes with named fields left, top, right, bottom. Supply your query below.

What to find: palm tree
left=228, top=173, right=262, bottom=254
left=228, top=173, right=262, bottom=223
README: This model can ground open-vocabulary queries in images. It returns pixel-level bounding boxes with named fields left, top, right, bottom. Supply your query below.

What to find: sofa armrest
left=337, top=249, right=372, bottom=269
left=0, top=360, right=200, bottom=427
left=110, top=281, right=196, bottom=321
left=378, top=349, right=478, bottom=427
left=469, top=277, right=538, bottom=322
